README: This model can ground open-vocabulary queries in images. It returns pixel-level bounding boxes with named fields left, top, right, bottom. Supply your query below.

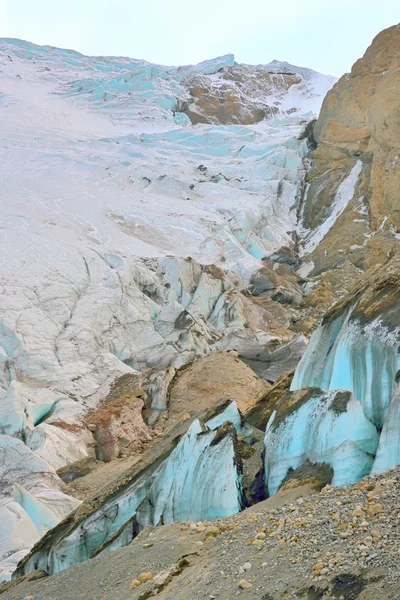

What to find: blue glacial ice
left=264, top=389, right=379, bottom=496
left=138, top=419, right=242, bottom=526
left=291, top=312, right=400, bottom=429
left=371, top=380, right=400, bottom=476
left=17, top=403, right=245, bottom=576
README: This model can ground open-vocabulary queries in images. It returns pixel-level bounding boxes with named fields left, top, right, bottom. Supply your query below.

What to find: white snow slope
left=0, top=37, right=335, bottom=579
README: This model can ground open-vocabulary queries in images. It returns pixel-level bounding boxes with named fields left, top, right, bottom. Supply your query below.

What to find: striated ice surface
left=371, top=382, right=400, bottom=475
left=264, top=389, right=379, bottom=496
left=139, top=419, right=242, bottom=526
left=16, top=402, right=245, bottom=576
left=291, top=297, right=400, bottom=482
left=0, top=436, right=80, bottom=580
left=291, top=312, right=400, bottom=429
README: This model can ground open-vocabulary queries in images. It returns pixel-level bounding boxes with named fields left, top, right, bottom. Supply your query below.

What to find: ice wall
left=291, top=312, right=400, bottom=429
left=264, top=389, right=379, bottom=495
left=138, top=420, right=242, bottom=526
left=0, top=436, right=80, bottom=580
left=15, top=403, right=245, bottom=577
left=371, top=381, right=400, bottom=475
left=290, top=271, right=400, bottom=482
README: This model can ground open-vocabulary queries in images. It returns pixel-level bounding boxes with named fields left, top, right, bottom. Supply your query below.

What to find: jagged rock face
left=86, top=373, right=151, bottom=462
left=167, top=351, right=270, bottom=425
left=183, top=66, right=302, bottom=125
left=181, top=58, right=335, bottom=125
left=299, top=25, right=400, bottom=276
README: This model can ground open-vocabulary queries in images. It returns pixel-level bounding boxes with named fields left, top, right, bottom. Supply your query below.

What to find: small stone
left=242, top=562, right=252, bottom=571
left=314, top=562, right=324, bottom=571
left=153, top=571, right=170, bottom=586
left=129, top=579, right=141, bottom=589
left=256, top=532, right=266, bottom=540
left=371, top=529, right=381, bottom=540
left=143, top=543, right=154, bottom=548
left=366, top=503, right=383, bottom=516
left=238, top=579, right=253, bottom=590
left=138, top=572, right=153, bottom=584
left=205, top=526, right=221, bottom=538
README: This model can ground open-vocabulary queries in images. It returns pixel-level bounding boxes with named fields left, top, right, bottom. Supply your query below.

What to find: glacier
left=3, top=27, right=400, bottom=591
left=291, top=312, right=400, bottom=429
left=264, top=389, right=379, bottom=496
left=289, top=256, right=400, bottom=485
left=14, top=402, right=245, bottom=577
left=0, top=36, right=338, bottom=578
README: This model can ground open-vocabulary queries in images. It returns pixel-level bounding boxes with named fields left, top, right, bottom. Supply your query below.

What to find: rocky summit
left=1, top=22, right=400, bottom=600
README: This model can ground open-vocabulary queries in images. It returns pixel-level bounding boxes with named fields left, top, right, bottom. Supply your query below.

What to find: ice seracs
left=291, top=309, right=400, bottom=429
left=14, top=402, right=246, bottom=577
left=290, top=251, right=400, bottom=484
left=263, top=388, right=379, bottom=496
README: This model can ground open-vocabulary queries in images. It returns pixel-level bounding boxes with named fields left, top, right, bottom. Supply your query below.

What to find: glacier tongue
left=0, top=36, right=336, bottom=579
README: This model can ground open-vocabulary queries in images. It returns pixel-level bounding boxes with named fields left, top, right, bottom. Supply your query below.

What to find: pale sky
left=0, top=0, right=399, bottom=76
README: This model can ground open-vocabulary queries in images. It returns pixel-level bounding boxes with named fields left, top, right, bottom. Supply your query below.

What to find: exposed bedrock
left=182, top=60, right=335, bottom=125
left=298, top=25, right=400, bottom=276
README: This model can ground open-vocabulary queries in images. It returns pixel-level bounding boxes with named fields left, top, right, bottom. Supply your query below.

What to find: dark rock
left=57, top=457, right=99, bottom=483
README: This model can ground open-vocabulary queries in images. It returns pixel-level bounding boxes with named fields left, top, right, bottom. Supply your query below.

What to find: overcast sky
left=0, top=0, right=399, bottom=76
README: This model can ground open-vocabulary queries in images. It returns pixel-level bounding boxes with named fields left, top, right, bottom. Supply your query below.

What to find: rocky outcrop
left=183, top=66, right=300, bottom=125
left=180, top=59, right=335, bottom=125
left=167, top=351, right=270, bottom=425
left=87, top=374, right=151, bottom=462
left=299, top=24, right=400, bottom=276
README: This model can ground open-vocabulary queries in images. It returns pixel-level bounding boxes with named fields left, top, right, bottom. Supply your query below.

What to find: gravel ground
left=4, top=470, right=400, bottom=600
